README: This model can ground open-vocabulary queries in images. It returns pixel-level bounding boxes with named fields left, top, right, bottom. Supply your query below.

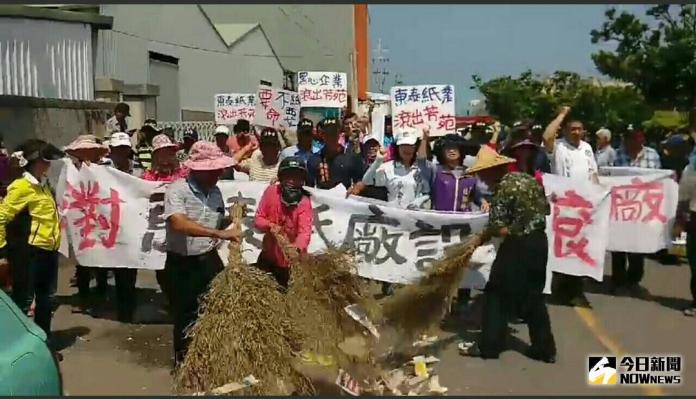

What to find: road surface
left=51, top=256, right=695, bottom=395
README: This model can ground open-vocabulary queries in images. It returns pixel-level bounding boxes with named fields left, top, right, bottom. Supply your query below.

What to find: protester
left=0, top=140, right=64, bottom=337
left=543, top=106, right=598, bottom=307
left=530, top=123, right=552, bottom=172
left=105, top=102, right=132, bottom=137
left=0, top=134, right=10, bottom=198
left=611, top=128, right=661, bottom=297
left=594, top=128, right=616, bottom=167
left=279, top=119, right=316, bottom=163
left=143, top=134, right=188, bottom=183
left=177, top=128, right=198, bottom=163
left=459, top=146, right=556, bottom=363
left=307, top=118, right=364, bottom=190
left=507, top=139, right=545, bottom=186
left=163, top=141, right=240, bottom=365
left=135, top=119, right=161, bottom=172
left=227, top=119, right=258, bottom=157
left=356, top=128, right=431, bottom=209
left=678, top=153, right=696, bottom=316
left=214, top=125, right=232, bottom=155
left=106, top=133, right=139, bottom=322
left=661, top=133, right=691, bottom=181
left=234, top=128, right=282, bottom=182
left=428, top=134, right=487, bottom=212
left=65, top=135, right=111, bottom=307
left=254, top=156, right=313, bottom=288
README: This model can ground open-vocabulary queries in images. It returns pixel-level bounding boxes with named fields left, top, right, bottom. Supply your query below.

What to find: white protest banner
left=599, top=169, right=678, bottom=253
left=297, top=71, right=348, bottom=108
left=214, top=93, right=256, bottom=125
left=390, top=85, right=456, bottom=137
left=543, top=173, right=611, bottom=283
left=255, top=86, right=301, bottom=132
left=54, top=162, right=489, bottom=283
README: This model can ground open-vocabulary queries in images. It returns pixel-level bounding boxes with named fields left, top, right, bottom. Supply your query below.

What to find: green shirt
left=488, top=172, right=549, bottom=237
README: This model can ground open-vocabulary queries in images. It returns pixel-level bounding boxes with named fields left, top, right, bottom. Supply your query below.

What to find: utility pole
left=371, top=38, right=390, bottom=94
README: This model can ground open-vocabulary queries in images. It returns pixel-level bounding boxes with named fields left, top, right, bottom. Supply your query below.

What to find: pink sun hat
left=152, top=134, right=179, bottom=152
left=183, top=141, right=236, bottom=171
left=64, top=134, right=108, bottom=152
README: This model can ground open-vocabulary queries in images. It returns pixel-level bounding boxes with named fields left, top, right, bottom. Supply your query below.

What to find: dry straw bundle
left=276, top=232, right=382, bottom=381
left=174, top=203, right=314, bottom=395
left=381, top=234, right=483, bottom=340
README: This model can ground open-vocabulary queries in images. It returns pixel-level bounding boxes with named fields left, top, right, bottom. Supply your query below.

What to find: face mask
left=280, top=184, right=304, bottom=207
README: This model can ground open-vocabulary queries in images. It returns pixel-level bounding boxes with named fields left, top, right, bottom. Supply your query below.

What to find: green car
left=0, top=289, right=62, bottom=395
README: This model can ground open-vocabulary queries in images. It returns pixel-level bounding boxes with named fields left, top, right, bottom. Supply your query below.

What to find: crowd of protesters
left=1, top=99, right=696, bottom=368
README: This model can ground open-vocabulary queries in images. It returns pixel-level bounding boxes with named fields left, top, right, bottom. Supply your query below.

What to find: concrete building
left=94, top=4, right=284, bottom=123
left=0, top=6, right=114, bottom=148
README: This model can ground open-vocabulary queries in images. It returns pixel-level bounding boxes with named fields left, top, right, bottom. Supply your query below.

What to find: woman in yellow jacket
left=0, top=139, right=64, bottom=337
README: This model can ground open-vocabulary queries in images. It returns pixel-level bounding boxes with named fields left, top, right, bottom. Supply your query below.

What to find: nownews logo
left=588, top=355, right=682, bottom=386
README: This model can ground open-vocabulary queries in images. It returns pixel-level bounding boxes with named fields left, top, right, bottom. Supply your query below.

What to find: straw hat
left=465, top=145, right=516, bottom=174
left=183, top=141, right=236, bottom=171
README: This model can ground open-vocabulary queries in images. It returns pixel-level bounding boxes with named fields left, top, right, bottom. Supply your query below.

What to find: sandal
left=458, top=341, right=481, bottom=357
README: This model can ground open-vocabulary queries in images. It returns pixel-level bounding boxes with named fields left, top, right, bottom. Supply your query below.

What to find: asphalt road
left=52, top=255, right=695, bottom=395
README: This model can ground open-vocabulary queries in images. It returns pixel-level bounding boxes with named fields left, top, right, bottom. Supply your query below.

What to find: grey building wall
left=199, top=5, right=355, bottom=87
left=95, top=4, right=284, bottom=120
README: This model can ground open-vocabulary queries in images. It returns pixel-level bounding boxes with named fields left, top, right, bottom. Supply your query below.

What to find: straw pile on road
left=275, top=232, right=382, bottom=384
left=174, top=203, right=314, bottom=396
left=381, top=234, right=483, bottom=340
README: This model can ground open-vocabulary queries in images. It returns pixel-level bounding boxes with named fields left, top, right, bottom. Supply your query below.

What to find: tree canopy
left=472, top=70, right=651, bottom=133
left=590, top=5, right=696, bottom=127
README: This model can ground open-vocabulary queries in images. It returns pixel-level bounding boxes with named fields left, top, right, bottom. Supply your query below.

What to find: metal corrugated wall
left=0, top=17, right=94, bottom=100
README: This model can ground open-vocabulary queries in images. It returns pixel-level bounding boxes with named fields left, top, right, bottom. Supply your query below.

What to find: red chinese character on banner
left=266, top=107, right=280, bottom=126
left=437, top=114, right=456, bottom=131
left=552, top=190, right=596, bottom=266
left=63, top=181, right=123, bottom=251
left=424, top=105, right=440, bottom=121
left=258, top=88, right=273, bottom=110
left=610, top=178, right=667, bottom=223
left=395, top=110, right=414, bottom=129
left=411, top=109, right=424, bottom=125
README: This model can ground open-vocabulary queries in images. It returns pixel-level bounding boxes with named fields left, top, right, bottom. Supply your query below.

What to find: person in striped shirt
left=234, top=128, right=281, bottom=182
left=135, top=119, right=161, bottom=172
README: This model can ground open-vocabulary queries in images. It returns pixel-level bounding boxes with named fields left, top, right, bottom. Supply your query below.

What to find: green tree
left=591, top=5, right=696, bottom=129
left=473, top=70, right=650, bottom=133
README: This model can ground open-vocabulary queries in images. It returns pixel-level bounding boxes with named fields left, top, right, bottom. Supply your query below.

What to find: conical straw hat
left=466, top=145, right=516, bottom=174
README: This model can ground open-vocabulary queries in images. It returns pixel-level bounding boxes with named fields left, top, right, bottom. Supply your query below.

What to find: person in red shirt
left=142, top=134, right=189, bottom=182
left=254, top=156, right=313, bottom=288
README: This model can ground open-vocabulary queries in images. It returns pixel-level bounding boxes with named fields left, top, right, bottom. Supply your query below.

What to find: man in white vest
left=543, top=106, right=599, bottom=308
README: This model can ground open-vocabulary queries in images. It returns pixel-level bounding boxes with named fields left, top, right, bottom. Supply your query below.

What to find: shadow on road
left=56, top=287, right=171, bottom=325
left=50, top=326, right=91, bottom=351
left=439, top=294, right=529, bottom=358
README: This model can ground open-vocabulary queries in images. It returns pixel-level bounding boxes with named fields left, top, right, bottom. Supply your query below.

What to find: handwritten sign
left=297, top=71, right=348, bottom=108
left=390, top=85, right=456, bottom=137
left=254, top=86, right=301, bottom=132
left=52, top=162, right=677, bottom=289
left=600, top=168, right=678, bottom=253
left=543, top=173, right=610, bottom=283
left=215, top=93, right=256, bottom=125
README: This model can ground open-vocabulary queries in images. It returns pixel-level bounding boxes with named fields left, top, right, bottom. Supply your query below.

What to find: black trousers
left=166, top=250, right=224, bottom=365
left=114, top=268, right=138, bottom=322
left=480, top=231, right=556, bottom=359
left=11, top=247, right=59, bottom=338
left=553, top=272, right=585, bottom=301
left=76, top=264, right=109, bottom=299
left=686, top=214, right=696, bottom=307
left=611, top=252, right=645, bottom=288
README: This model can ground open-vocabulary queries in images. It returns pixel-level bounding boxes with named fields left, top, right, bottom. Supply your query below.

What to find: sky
left=369, top=4, right=650, bottom=114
